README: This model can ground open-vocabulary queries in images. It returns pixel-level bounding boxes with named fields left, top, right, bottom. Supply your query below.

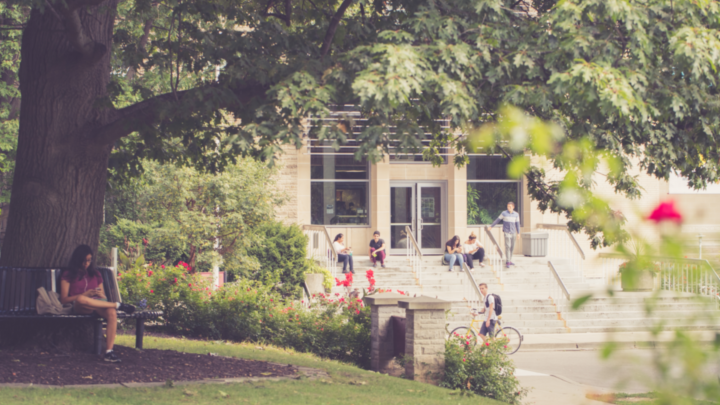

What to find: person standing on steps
left=478, top=282, right=496, bottom=342
left=444, top=235, right=464, bottom=272
left=490, top=201, right=521, bottom=269
left=368, top=230, right=387, bottom=268
left=333, top=233, right=354, bottom=274
left=462, top=232, right=485, bottom=269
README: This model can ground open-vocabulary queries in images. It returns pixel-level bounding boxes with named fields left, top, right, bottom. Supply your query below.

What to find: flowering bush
left=441, top=334, right=527, bottom=404
left=119, top=262, right=370, bottom=367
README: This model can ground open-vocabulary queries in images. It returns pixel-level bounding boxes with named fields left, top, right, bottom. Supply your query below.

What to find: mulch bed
left=0, top=345, right=298, bottom=385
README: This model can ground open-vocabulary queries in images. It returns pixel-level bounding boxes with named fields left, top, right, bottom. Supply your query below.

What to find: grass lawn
left=0, top=335, right=505, bottom=404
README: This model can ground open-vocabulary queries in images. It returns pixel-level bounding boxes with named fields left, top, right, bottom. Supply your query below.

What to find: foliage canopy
left=3, top=0, right=720, bottom=247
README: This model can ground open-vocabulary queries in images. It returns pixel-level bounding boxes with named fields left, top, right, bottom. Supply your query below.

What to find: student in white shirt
left=333, top=233, right=354, bottom=274
left=462, top=232, right=485, bottom=269
left=478, top=283, right=496, bottom=342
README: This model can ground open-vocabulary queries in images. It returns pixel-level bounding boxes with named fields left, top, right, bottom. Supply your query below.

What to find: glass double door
left=390, top=182, right=447, bottom=255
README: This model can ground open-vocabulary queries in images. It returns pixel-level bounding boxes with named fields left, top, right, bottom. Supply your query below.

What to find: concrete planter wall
left=305, top=273, right=326, bottom=295
left=621, top=270, right=656, bottom=291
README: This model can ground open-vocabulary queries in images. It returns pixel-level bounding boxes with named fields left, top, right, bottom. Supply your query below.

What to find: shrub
left=441, top=333, right=528, bottom=404
left=119, top=263, right=370, bottom=368
left=241, top=221, right=310, bottom=297
left=305, top=260, right=332, bottom=291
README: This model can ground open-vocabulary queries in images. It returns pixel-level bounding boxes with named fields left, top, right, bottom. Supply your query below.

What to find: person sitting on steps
left=444, top=235, right=464, bottom=272
left=368, top=230, right=386, bottom=268
left=59, top=245, right=136, bottom=363
left=463, top=232, right=485, bottom=269
left=333, top=233, right=354, bottom=274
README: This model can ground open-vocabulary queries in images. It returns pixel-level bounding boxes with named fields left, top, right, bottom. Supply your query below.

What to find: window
left=467, top=156, right=522, bottom=225
left=311, top=149, right=370, bottom=226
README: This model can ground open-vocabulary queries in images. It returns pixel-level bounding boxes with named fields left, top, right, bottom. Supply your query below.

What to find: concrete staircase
left=329, top=255, right=719, bottom=335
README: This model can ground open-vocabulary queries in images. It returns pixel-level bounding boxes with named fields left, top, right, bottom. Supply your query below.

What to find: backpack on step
left=485, top=293, right=503, bottom=316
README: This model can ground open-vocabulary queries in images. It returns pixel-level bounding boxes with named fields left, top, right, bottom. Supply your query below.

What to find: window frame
left=466, top=156, right=523, bottom=227
left=310, top=159, right=371, bottom=228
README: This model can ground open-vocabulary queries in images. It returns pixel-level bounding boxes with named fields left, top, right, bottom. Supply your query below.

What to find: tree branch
left=92, top=82, right=268, bottom=145
left=320, top=0, right=353, bottom=57
left=126, top=17, right=154, bottom=81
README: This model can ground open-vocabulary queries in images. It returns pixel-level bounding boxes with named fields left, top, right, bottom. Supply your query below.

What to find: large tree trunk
left=0, top=3, right=118, bottom=267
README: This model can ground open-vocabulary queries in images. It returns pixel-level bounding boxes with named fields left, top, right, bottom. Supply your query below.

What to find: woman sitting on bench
left=59, top=245, right=135, bottom=363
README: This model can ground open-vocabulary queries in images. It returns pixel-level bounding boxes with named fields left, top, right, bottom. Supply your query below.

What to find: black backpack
left=485, top=293, right=503, bottom=316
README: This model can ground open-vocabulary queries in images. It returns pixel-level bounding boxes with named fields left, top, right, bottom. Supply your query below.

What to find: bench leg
left=93, top=319, right=103, bottom=355
left=136, top=318, right=145, bottom=350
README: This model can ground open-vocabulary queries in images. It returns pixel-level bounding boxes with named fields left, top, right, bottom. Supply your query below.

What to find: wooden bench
left=0, top=267, right=162, bottom=355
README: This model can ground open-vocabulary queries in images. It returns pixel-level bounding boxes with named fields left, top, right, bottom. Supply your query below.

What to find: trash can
left=522, top=232, right=549, bottom=257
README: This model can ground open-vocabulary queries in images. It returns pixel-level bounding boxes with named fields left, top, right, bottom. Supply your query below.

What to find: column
left=399, top=297, right=451, bottom=385
left=363, top=292, right=407, bottom=375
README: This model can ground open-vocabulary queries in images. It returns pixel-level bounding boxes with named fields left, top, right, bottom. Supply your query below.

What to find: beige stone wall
left=274, top=144, right=300, bottom=224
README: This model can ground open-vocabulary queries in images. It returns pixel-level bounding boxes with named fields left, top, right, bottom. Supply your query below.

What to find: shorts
left=480, top=319, right=496, bottom=336
left=70, top=297, right=107, bottom=314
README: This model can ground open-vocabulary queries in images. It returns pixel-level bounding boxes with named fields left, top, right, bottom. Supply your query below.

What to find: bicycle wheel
left=495, top=326, right=522, bottom=355
left=448, top=326, right=478, bottom=348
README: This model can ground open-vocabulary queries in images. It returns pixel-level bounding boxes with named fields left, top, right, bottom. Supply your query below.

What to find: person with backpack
left=478, top=282, right=501, bottom=341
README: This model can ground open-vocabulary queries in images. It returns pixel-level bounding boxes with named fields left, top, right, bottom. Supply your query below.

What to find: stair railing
left=537, top=224, right=586, bottom=283
left=599, top=253, right=720, bottom=305
left=461, top=262, right=483, bottom=309
left=302, top=225, right=338, bottom=278
left=547, top=260, right=571, bottom=315
left=483, top=226, right=505, bottom=283
left=406, top=225, right=423, bottom=287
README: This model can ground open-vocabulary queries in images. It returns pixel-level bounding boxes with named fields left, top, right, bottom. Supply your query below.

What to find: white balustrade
left=461, top=262, right=483, bottom=310
left=481, top=226, right=505, bottom=283
left=302, top=225, right=338, bottom=279
left=599, top=253, right=720, bottom=305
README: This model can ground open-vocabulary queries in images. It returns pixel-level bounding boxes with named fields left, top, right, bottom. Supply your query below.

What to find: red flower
left=148, top=270, right=153, bottom=276
left=188, top=283, right=192, bottom=287
left=355, top=310, right=360, bottom=315
left=161, top=265, right=165, bottom=269
left=173, top=278, right=178, bottom=283
left=648, top=200, right=682, bottom=223
left=462, top=358, right=466, bottom=362
left=270, top=299, right=273, bottom=302
left=142, top=238, right=148, bottom=246
left=150, top=290, right=154, bottom=293
left=485, top=342, right=490, bottom=346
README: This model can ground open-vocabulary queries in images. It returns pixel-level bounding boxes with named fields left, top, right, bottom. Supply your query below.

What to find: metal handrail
left=538, top=223, right=585, bottom=260
left=405, top=225, right=423, bottom=260
left=302, top=224, right=338, bottom=260
left=547, top=261, right=571, bottom=301
left=483, top=226, right=504, bottom=259
left=462, top=262, right=483, bottom=303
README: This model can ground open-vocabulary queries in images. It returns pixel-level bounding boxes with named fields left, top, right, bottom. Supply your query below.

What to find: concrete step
left=568, top=324, right=720, bottom=333
left=564, top=310, right=717, bottom=319
left=566, top=317, right=720, bottom=328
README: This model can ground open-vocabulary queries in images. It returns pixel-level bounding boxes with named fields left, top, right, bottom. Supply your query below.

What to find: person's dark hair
left=64, top=244, right=99, bottom=281
left=373, top=231, right=380, bottom=236
left=334, top=233, right=343, bottom=242
left=507, top=201, right=515, bottom=207
left=478, top=282, right=488, bottom=288
left=447, top=235, right=460, bottom=247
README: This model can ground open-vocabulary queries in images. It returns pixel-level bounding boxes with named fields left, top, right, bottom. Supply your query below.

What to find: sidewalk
left=520, top=330, right=717, bottom=351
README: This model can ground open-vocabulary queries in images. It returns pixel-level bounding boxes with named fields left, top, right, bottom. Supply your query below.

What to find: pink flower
left=173, top=278, right=178, bottom=283
left=270, top=299, right=273, bottom=302
left=161, top=265, right=165, bottom=269
left=150, top=290, right=154, bottom=293
left=648, top=200, right=682, bottom=223
left=301, top=300, right=305, bottom=303
left=462, top=358, right=466, bottom=362
left=148, top=270, right=153, bottom=276
left=485, top=342, right=490, bottom=346
left=355, top=310, right=360, bottom=315
left=188, top=283, right=192, bottom=287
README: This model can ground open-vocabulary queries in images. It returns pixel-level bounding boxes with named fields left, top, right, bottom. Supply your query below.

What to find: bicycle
left=448, top=308, right=523, bottom=355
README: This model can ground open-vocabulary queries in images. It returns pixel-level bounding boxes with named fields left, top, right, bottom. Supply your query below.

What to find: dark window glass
left=467, top=156, right=513, bottom=180
left=467, top=183, right=520, bottom=225
left=311, top=182, right=369, bottom=225
left=311, top=151, right=368, bottom=180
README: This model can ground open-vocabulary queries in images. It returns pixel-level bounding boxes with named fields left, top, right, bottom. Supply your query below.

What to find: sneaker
left=506, top=263, right=510, bottom=269
left=479, top=263, right=485, bottom=268
left=381, top=264, right=385, bottom=268
left=104, top=350, right=121, bottom=363
left=508, top=262, right=515, bottom=266
left=118, top=303, right=136, bottom=314
left=373, top=263, right=377, bottom=268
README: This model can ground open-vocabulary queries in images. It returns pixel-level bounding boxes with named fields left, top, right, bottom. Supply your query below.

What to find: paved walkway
left=521, top=330, right=717, bottom=350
